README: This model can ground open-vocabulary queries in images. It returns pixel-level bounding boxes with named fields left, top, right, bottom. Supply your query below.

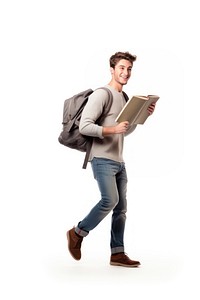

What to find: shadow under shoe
left=67, top=227, right=83, bottom=260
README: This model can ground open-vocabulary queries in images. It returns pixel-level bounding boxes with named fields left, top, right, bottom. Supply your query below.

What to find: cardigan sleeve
left=79, top=89, right=109, bottom=139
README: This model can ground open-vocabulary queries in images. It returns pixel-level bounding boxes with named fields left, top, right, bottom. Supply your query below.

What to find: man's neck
left=108, top=81, right=123, bottom=92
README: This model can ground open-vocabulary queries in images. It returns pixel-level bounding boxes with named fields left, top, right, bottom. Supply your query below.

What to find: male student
left=67, top=51, right=156, bottom=267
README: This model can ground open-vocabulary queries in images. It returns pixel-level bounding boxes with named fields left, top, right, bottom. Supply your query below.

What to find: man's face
left=111, top=59, right=133, bottom=85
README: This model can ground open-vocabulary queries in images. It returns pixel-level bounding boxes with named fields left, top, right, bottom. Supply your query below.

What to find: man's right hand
left=114, top=121, right=130, bottom=134
left=102, top=121, right=129, bottom=136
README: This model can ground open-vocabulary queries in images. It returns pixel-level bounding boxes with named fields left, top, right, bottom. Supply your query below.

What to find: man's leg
left=110, top=163, right=141, bottom=267
left=67, top=158, right=120, bottom=259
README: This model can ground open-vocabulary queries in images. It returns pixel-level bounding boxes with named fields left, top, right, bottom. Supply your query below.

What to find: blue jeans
left=75, top=158, right=128, bottom=254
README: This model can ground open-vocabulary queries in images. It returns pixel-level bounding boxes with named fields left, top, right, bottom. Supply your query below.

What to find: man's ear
left=110, top=67, right=114, bottom=74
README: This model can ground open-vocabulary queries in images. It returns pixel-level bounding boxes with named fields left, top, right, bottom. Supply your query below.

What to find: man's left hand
left=148, top=102, right=156, bottom=115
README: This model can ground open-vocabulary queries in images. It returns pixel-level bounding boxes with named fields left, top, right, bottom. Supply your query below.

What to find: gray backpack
left=58, top=87, right=113, bottom=169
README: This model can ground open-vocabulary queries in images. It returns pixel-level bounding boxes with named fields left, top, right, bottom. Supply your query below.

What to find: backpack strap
left=122, top=91, right=129, bottom=102
left=82, top=138, right=93, bottom=169
left=82, top=87, right=113, bottom=169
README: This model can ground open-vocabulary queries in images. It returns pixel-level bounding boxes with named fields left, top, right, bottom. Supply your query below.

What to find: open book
left=115, top=95, right=159, bottom=125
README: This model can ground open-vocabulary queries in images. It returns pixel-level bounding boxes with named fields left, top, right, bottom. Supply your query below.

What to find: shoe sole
left=110, top=262, right=140, bottom=268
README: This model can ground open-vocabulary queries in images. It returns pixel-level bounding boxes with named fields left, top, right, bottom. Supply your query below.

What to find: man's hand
left=147, top=102, right=156, bottom=115
left=115, top=121, right=130, bottom=134
left=102, top=121, right=129, bottom=136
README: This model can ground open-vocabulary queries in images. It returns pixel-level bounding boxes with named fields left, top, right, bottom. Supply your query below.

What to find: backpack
left=58, top=87, right=113, bottom=169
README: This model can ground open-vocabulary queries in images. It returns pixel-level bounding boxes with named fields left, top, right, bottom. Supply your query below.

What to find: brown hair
left=109, top=51, right=137, bottom=68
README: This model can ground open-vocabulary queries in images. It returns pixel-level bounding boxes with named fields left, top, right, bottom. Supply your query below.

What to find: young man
left=67, top=51, right=156, bottom=267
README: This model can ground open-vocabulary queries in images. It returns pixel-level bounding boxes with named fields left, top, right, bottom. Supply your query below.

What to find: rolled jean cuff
left=75, top=226, right=89, bottom=237
left=111, top=246, right=124, bottom=254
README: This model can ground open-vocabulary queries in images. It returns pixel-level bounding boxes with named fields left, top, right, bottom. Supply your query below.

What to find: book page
left=115, top=96, right=147, bottom=124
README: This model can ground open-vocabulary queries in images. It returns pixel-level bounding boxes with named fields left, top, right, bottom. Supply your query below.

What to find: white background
left=0, top=0, right=199, bottom=299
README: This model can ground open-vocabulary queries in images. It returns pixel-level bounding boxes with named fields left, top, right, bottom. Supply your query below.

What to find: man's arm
left=102, top=121, right=130, bottom=136
left=79, top=89, right=108, bottom=138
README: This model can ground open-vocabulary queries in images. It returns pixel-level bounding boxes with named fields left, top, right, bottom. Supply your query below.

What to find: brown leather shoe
left=67, top=227, right=83, bottom=260
left=110, top=253, right=140, bottom=267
